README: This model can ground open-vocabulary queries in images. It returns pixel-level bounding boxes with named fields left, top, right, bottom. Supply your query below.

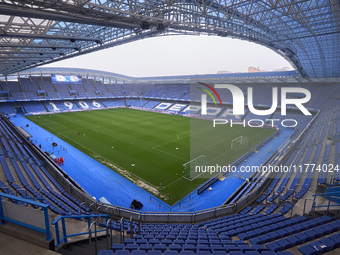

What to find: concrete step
left=60, top=236, right=109, bottom=255
left=67, top=243, right=90, bottom=255
left=57, top=247, right=80, bottom=255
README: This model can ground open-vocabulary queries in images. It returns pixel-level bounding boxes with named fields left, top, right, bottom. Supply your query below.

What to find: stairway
left=57, top=232, right=121, bottom=255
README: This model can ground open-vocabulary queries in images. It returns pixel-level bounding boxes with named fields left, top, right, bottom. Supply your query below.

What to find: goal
left=182, top=155, right=208, bottom=181
left=231, top=136, right=249, bottom=151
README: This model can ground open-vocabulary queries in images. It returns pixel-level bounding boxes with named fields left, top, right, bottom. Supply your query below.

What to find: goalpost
left=182, top=155, right=208, bottom=181
left=231, top=136, right=249, bottom=151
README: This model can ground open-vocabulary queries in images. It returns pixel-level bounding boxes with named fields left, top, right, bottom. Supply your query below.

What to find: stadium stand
left=0, top=72, right=340, bottom=255
left=0, top=116, right=93, bottom=216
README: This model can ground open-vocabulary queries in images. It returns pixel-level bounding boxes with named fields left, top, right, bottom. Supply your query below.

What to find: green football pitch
left=26, top=108, right=276, bottom=205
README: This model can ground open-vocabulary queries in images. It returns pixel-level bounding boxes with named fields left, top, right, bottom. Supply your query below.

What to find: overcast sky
left=45, top=35, right=293, bottom=77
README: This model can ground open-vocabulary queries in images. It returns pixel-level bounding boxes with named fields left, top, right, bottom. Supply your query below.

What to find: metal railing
left=303, top=198, right=315, bottom=215
left=89, top=220, right=98, bottom=255
left=308, top=192, right=340, bottom=214
left=0, top=192, right=51, bottom=241
left=52, top=214, right=109, bottom=248
left=119, top=217, right=125, bottom=243
left=326, top=196, right=340, bottom=215
left=106, top=219, right=113, bottom=250
left=329, top=172, right=340, bottom=188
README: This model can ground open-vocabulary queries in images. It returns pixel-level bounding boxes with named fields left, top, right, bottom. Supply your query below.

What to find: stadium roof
left=0, top=0, right=339, bottom=78
left=17, top=67, right=340, bottom=84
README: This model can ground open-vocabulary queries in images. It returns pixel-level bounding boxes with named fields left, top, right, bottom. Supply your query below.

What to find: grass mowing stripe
left=29, top=114, right=159, bottom=192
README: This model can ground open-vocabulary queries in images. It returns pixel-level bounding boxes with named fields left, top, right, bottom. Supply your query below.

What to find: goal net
left=182, top=155, right=208, bottom=181
left=231, top=136, right=249, bottom=151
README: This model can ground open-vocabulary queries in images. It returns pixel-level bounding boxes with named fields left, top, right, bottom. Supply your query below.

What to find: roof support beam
left=0, top=32, right=102, bottom=43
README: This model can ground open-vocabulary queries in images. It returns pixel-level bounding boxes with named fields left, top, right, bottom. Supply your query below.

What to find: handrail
left=106, top=219, right=113, bottom=250
left=326, top=196, right=340, bottom=215
left=89, top=220, right=97, bottom=255
left=0, top=187, right=9, bottom=195
left=90, top=202, right=97, bottom=211
left=260, top=192, right=268, bottom=206
left=290, top=201, right=294, bottom=218
left=329, top=172, right=340, bottom=187
left=281, top=201, right=294, bottom=218
left=15, top=189, right=27, bottom=198
left=79, top=201, right=85, bottom=214
left=0, top=192, right=51, bottom=241
left=52, top=214, right=109, bottom=248
left=303, top=198, right=315, bottom=214
left=312, top=191, right=340, bottom=197
left=149, top=196, right=171, bottom=210
left=120, top=217, right=124, bottom=243
left=137, top=214, right=141, bottom=235
left=129, top=216, right=133, bottom=239
left=273, top=191, right=280, bottom=204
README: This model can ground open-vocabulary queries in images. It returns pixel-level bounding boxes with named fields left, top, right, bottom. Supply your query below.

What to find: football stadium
left=0, top=1, right=340, bottom=255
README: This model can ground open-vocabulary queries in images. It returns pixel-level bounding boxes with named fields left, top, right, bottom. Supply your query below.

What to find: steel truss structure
left=0, top=0, right=339, bottom=78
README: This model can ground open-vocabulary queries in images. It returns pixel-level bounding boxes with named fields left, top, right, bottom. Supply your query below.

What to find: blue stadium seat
left=329, top=234, right=340, bottom=248
left=114, top=250, right=129, bottom=255
left=320, top=224, right=333, bottom=235
left=169, top=244, right=182, bottom=252
left=196, top=244, right=210, bottom=251
left=258, top=234, right=270, bottom=244
left=136, top=239, right=148, bottom=245
left=180, top=251, right=195, bottom=255
left=174, top=240, right=185, bottom=246
left=229, top=251, right=245, bottom=255
left=234, top=240, right=247, bottom=246
left=318, top=237, right=335, bottom=252
left=124, top=239, right=135, bottom=245
left=147, top=250, right=162, bottom=255
left=197, top=240, right=209, bottom=245
left=144, top=235, right=154, bottom=240
left=298, top=244, right=321, bottom=255
left=110, top=243, right=124, bottom=251
left=276, top=239, right=291, bottom=250
left=139, top=244, right=153, bottom=252
left=196, top=251, right=211, bottom=255
left=252, top=245, right=268, bottom=252
left=125, top=244, right=138, bottom=252
left=244, top=251, right=260, bottom=255
left=149, top=239, right=160, bottom=245
left=155, top=235, right=165, bottom=240
left=182, top=244, right=196, bottom=252
left=265, top=242, right=280, bottom=252
left=261, top=252, right=277, bottom=255
left=164, top=251, right=179, bottom=255
left=304, top=229, right=317, bottom=241
left=224, top=244, right=239, bottom=252
left=210, top=245, right=224, bottom=251
left=285, top=235, right=300, bottom=246
left=249, top=237, right=261, bottom=245
left=131, top=251, right=146, bottom=255
left=154, top=244, right=167, bottom=252
left=161, top=239, right=173, bottom=246
left=98, top=250, right=113, bottom=255
left=238, top=244, right=253, bottom=252
left=185, top=240, right=196, bottom=245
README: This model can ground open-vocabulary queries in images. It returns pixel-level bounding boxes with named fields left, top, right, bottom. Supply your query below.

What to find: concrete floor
left=0, top=232, right=59, bottom=255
